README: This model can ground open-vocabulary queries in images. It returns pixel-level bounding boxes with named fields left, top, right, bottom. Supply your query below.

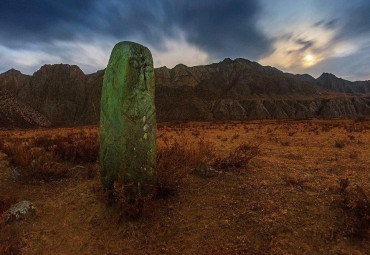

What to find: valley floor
left=0, top=120, right=369, bottom=254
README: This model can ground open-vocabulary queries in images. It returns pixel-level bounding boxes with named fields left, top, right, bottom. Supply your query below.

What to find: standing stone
left=100, top=41, right=156, bottom=201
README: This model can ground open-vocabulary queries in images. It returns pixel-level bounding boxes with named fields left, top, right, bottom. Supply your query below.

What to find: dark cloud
left=312, top=1, right=369, bottom=40
left=324, top=19, right=338, bottom=29
left=287, top=38, right=315, bottom=54
left=313, top=19, right=337, bottom=29
left=0, top=0, right=273, bottom=61
left=1, top=0, right=369, bottom=80
left=313, top=20, right=325, bottom=27
left=164, top=0, right=273, bottom=60
left=296, top=39, right=315, bottom=52
left=0, top=0, right=99, bottom=46
left=336, top=1, right=370, bottom=39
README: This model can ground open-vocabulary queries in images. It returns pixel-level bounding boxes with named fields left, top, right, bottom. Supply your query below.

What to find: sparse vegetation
left=156, top=137, right=213, bottom=197
left=336, top=179, right=369, bottom=238
left=213, top=142, right=260, bottom=170
left=335, top=140, right=346, bottom=148
left=0, top=120, right=369, bottom=254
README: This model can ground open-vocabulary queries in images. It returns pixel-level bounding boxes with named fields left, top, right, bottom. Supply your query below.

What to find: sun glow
left=303, top=54, right=315, bottom=67
left=305, top=55, right=313, bottom=61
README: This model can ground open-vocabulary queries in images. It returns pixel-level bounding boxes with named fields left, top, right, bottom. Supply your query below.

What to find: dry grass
left=0, top=195, right=18, bottom=254
left=213, top=142, right=259, bottom=171
left=0, top=120, right=369, bottom=254
left=156, top=137, right=213, bottom=198
left=336, top=178, right=369, bottom=238
left=0, top=129, right=99, bottom=182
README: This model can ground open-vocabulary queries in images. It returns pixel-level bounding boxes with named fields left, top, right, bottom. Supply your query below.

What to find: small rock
left=12, top=169, right=21, bottom=181
left=192, top=163, right=217, bottom=178
left=5, top=201, right=35, bottom=223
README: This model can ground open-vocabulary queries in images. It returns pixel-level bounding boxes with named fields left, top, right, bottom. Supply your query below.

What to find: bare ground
left=0, top=119, right=369, bottom=254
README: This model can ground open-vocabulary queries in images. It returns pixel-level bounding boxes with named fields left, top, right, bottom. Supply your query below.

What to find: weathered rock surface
left=0, top=69, right=30, bottom=96
left=1, top=58, right=369, bottom=128
left=317, top=73, right=370, bottom=94
left=18, top=64, right=88, bottom=126
left=5, top=200, right=35, bottom=223
left=0, top=93, right=51, bottom=128
left=100, top=42, right=156, bottom=198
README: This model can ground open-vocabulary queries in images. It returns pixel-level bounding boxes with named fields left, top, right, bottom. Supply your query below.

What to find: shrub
left=280, top=141, right=290, bottom=146
left=0, top=195, right=21, bottom=254
left=282, top=174, right=307, bottom=187
left=335, top=140, right=345, bottom=149
left=111, top=182, right=148, bottom=219
left=0, top=195, right=15, bottom=226
left=337, top=179, right=369, bottom=238
left=231, top=134, right=240, bottom=141
left=156, top=138, right=213, bottom=197
left=213, top=142, right=260, bottom=170
left=0, top=141, right=70, bottom=182
left=48, top=136, right=99, bottom=163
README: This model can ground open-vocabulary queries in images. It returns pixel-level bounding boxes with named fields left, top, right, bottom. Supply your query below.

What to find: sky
left=0, top=0, right=369, bottom=81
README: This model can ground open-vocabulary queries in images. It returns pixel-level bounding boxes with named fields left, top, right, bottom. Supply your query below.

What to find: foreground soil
left=0, top=120, right=369, bottom=254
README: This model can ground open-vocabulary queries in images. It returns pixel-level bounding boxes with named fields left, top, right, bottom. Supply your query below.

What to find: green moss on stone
left=100, top=41, right=156, bottom=199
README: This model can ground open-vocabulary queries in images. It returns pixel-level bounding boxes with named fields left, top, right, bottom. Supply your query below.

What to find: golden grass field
left=0, top=119, right=369, bottom=254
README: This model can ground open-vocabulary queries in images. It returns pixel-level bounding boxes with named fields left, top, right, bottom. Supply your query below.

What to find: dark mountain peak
left=37, top=64, right=84, bottom=76
left=315, top=72, right=369, bottom=94
left=318, top=72, right=337, bottom=79
left=235, top=58, right=252, bottom=63
left=1, top=68, right=23, bottom=76
left=0, top=68, right=30, bottom=96
left=1, top=59, right=370, bottom=128
left=173, top=63, right=188, bottom=69
left=87, top=69, right=105, bottom=78
left=263, top=65, right=283, bottom=74
left=156, top=66, right=169, bottom=70
left=221, top=58, right=233, bottom=64
left=219, top=57, right=253, bottom=66
left=293, top=73, right=316, bottom=83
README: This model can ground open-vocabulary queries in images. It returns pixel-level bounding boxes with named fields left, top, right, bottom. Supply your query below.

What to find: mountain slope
left=0, top=94, right=51, bottom=128
left=1, top=58, right=369, bottom=127
left=317, top=73, right=370, bottom=94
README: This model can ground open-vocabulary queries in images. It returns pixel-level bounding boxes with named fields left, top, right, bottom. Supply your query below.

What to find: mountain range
left=1, top=58, right=369, bottom=128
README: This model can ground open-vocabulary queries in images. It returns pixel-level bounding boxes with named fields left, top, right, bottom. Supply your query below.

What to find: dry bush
left=337, top=179, right=369, bottom=238
left=0, top=195, right=16, bottom=226
left=156, top=138, right=214, bottom=197
left=191, top=130, right=200, bottom=137
left=322, top=125, right=333, bottom=132
left=0, top=226, right=21, bottom=255
left=35, top=135, right=99, bottom=163
left=335, top=140, right=345, bottom=149
left=84, top=163, right=99, bottom=179
left=213, top=142, right=260, bottom=170
left=280, top=141, right=290, bottom=146
left=282, top=174, right=307, bottom=188
left=231, top=134, right=240, bottom=141
left=110, top=182, right=149, bottom=220
left=349, top=151, right=359, bottom=160
left=108, top=137, right=214, bottom=218
left=0, top=195, right=20, bottom=254
left=0, top=141, right=70, bottom=182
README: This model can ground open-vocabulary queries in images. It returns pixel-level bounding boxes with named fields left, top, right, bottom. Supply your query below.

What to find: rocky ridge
left=0, top=58, right=369, bottom=127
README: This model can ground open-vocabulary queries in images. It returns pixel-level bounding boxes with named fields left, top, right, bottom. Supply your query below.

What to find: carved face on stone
left=106, top=43, right=155, bottom=123
left=100, top=41, right=156, bottom=193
